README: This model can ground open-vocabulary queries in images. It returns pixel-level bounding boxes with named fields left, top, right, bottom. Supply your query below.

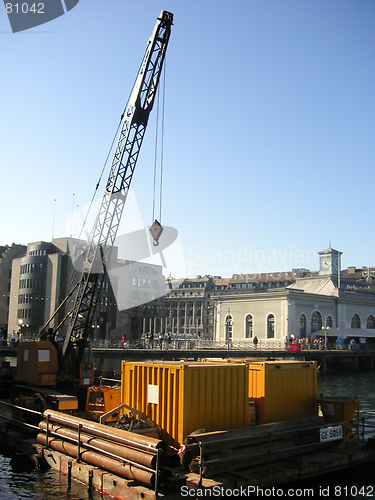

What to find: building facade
left=0, top=244, right=27, bottom=334
left=7, top=238, right=117, bottom=340
left=214, top=248, right=375, bottom=344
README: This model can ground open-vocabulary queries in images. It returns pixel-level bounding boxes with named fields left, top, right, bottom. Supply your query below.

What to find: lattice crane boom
left=61, top=11, right=173, bottom=359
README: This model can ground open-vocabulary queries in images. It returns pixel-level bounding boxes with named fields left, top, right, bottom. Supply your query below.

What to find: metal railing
left=4, top=337, right=375, bottom=353
left=89, top=337, right=375, bottom=353
left=194, top=415, right=366, bottom=485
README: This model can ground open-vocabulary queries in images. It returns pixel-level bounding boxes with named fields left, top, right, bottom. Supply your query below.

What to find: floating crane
left=16, top=11, right=173, bottom=391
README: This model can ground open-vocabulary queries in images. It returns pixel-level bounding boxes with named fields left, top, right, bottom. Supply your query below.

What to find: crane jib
left=60, top=11, right=173, bottom=369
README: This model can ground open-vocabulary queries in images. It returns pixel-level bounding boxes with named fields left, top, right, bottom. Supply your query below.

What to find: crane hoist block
left=149, top=220, right=164, bottom=245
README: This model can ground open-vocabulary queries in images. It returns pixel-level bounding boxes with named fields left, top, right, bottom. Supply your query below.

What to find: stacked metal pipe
left=37, top=409, right=179, bottom=488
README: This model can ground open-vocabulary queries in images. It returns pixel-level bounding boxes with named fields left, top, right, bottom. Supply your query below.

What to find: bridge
left=90, top=339, right=375, bottom=373
left=2, top=340, right=375, bottom=374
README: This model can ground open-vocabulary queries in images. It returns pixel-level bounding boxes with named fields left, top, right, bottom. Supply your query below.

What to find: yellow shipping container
left=121, top=361, right=249, bottom=446
left=248, top=360, right=318, bottom=424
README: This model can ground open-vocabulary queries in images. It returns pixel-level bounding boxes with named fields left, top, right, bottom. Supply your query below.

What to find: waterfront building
left=164, top=276, right=214, bottom=338
left=7, top=238, right=117, bottom=340
left=111, top=260, right=165, bottom=339
left=163, top=272, right=308, bottom=339
left=3, top=240, right=375, bottom=346
left=214, top=248, right=375, bottom=345
left=0, top=244, right=27, bottom=335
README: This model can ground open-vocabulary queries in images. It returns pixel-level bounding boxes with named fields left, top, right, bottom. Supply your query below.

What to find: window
left=245, top=315, right=253, bottom=338
left=300, top=314, right=306, bottom=337
left=351, top=314, right=361, bottom=329
left=267, top=314, right=275, bottom=338
left=367, top=315, right=375, bottom=329
left=311, top=311, right=322, bottom=333
left=327, top=316, right=333, bottom=328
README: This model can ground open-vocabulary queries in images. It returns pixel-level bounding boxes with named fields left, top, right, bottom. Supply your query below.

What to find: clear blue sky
left=1, top=0, right=374, bottom=278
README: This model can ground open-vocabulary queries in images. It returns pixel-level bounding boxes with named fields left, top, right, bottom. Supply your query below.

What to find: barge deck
left=42, top=441, right=375, bottom=499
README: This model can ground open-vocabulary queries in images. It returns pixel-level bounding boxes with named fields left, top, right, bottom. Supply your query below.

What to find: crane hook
left=149, top=220, right=164, bottom=246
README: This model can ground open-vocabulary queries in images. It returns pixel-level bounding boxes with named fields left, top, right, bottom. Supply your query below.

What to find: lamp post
left=226, top=309, right=232, bottom=358
left=321, top=316, right=329, bottom=351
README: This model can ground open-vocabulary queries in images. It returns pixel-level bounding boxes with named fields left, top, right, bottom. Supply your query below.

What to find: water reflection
left=0, top=454, right=100, bottom=500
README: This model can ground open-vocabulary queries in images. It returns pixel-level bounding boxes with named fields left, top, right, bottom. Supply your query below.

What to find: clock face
left=321, top=257, right=331, bottom=270
left=332, top=259, right=338, bottom=271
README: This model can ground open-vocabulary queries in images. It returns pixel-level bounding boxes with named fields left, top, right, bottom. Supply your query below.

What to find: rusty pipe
left=43, top=410, right=167, bottom=452
left=37, top=433, right=155, bottom=488
left=39, top=421, right=157, bottom=469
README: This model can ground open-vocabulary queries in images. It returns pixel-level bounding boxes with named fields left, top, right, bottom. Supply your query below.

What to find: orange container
left=247, top=360, right=318, bottom=424
left=121, top=361, right=249, bottom=446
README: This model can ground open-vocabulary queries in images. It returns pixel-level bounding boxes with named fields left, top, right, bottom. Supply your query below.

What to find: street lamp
left=226, top=310, right=233, bottom=357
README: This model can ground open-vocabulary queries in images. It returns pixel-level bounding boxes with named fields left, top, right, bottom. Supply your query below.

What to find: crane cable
left=66, top=122, right=121, bottom=293
left=152, top=61, right=167, bottom=224
left=77, top=120, right=121, bottom=245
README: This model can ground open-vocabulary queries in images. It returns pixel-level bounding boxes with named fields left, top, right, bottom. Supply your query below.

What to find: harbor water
left=1, top=370, right=375, bottom=499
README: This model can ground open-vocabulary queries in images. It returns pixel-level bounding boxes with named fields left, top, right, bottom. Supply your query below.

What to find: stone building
left=164, top=276, right=214, bottom=338
left=163, top=272, right=308, bottom=339
left=214, top=248, right=375, bottom=345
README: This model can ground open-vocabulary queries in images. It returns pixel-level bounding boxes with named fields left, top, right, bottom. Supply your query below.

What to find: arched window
left=225, top=314, right=233, bottom=341
left=367, top=315, right=375, bottom=329
left=267, top=314, right=275, bottom=338
left=300, top=314, right=306, bottom=337
left=327, top=316, right=333, bottom=328
left=351, top=314, right=361, bottom=329
left=311, top=311, right=322, bottom=333
left=245, top=315, right=253, bottom=338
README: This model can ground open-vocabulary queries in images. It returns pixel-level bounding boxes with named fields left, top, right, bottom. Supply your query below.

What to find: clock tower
left=319, top=247, right=342, bottom=275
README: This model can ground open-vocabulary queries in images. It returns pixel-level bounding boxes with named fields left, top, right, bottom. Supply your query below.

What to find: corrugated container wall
left=121, top=361, right=249, bottom=446
left=248, top=361, right=318, bottom=425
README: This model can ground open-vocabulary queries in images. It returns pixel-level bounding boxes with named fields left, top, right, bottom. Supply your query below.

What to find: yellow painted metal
left=16, top=341, right=58, bottom=386
left=121, top=361, right=249, bottom=446
left=86, top=385, right=122, bottom=422
left=247, top=360, right=318, bottom=425
left=45, top=394, right=78, bottom=411
left=318, top=396, right=360, bottom=446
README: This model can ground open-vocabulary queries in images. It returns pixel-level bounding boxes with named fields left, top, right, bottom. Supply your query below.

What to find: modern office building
left=0, top=244, right=27, bottom=334
left=7, top=238, right=117, bottom=340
